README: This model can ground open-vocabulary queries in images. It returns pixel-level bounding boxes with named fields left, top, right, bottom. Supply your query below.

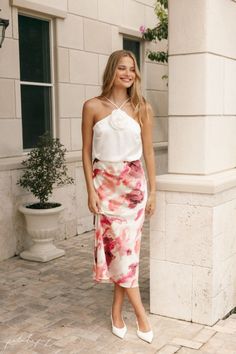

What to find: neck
left=107, top=88, right=129, bottom=105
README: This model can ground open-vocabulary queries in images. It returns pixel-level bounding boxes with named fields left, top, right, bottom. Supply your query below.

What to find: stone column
left=150, top=0, right=236, bottom=325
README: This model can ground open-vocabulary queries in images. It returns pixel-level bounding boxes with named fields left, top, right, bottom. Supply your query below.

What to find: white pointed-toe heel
left=111, top=315, right=127, bottom=339
left=136, top=320, right=153, bottom=343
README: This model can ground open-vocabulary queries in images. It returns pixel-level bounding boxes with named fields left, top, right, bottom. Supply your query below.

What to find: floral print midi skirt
left=92, top=159, right=147, bottom=288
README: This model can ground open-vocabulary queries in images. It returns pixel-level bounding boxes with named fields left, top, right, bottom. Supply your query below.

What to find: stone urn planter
left=17, top=132, right=74, bottom=262
left=19, top=204, right=65, bottom=262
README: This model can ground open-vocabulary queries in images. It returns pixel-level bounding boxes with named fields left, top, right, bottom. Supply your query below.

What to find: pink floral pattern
left=92, top=159, right=147, bottom=288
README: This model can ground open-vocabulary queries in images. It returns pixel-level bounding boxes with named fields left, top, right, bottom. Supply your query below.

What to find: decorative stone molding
left=10, top=0, right=67, bottom=18
left=157, top=168, right=236, bottom=194
left=118, top=26, right=142, bottom=39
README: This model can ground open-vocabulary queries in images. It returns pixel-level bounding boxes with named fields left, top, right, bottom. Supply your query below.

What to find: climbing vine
left=140, top=0, right=168, bottom=64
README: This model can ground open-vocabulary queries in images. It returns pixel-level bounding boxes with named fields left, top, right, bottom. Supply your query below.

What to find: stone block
left=165, top=204, right=212, bottom=267
left=68, top=0, right=98, bottom=19
left=84, top=18, right=112, bottom=54
left=85, top=86, right=101, bottom=100
left=146, top=90, right=168, bottom=117
left=69, top=50, right=99, bottom=85
left=98, top=0, right=123, bottom=25
left=65, top=218, right=77, bottom=239
left=145, top=38, right=168, bottom=59
left=0, top=119, right=22, bottom=157
left=0, top=39, right=19, bottom=79
left=150, top=230, right=165, bottom=260
left=224, top=60, right=236, bottom=114
left=0, top=79, right=16, bottom=118
left=155, top=148, right=168, bottom=175
left=98, top=54, right=109, bottom=85
left=111, top=26, right=122, bottom=52
left=52, top=183, right=77, bottom=222
left=169, top=0, right=207, bottom=55
left=57, top=47, right=69, bottom=83
left=213, top=232, right=236, bottom=264
left=146, top=62, right=168, bottom=91
left=71, top=118, right=82, bottom=151
left=57, top=14, right=83, bottom=50
left=59, top=118, right=71, bottom=151
left=212, top=280, right=236, bottom=322
left=77, top=215, right=94, bottom=234
left=165, top=191, right=192, bottom=205
left=123, top=0, right=145, bottom=30
left=25, top=0, right=67, bottom=12
left=207, top=0, right=236, bottom=59
left=213, top=256, right=235, bottom=297
left=150, top=190, right=165, bottom=232
left=205, top=116, right=236, bottom=175
left=58, top=83, right=84, bottom=118
left=137, top=0, right=155, bottom=6
left=145, top=4, right=158, bottom=28
left=169, top=54, right=224, bottom=116
left=192, top=266, right=214, bottom=324
left=150, top=259, right=192, bottom=321
left=75, top=166, right=91, bottom=219
left=152, top=117, right=168, bottom=143
left=168, top=116, right=205, bottom=174
left=213, top=199, right=236, bottom=237
left=0, top=171, right=16, bottom=260
left=0, top=0, right=13, bottom=38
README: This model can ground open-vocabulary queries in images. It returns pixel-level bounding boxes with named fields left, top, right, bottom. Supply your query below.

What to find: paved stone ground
left=0, top=222, right=236, bottom=354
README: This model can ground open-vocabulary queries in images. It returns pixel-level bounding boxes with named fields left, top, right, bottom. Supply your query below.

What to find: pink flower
left=139, top=25, right=146, bottom=34
left=125, top=188, right=144, bottom=208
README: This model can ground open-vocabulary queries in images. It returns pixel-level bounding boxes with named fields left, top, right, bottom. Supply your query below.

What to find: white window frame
left=18, top=10, right=56, bottom=151
left=119, top=26, right=146, bottom=94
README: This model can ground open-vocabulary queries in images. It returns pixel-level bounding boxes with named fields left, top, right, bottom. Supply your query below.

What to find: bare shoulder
left=82, top=97, right=102, bottom=114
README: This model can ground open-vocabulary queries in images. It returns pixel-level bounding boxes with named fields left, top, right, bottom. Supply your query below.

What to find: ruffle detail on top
left=108, top=109, right=127, bottom=130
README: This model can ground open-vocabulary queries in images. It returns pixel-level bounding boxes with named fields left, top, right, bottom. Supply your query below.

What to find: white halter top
left=92, top=97, right=142, bottom=162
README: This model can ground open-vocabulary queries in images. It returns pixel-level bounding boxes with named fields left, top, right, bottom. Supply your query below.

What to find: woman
left=82, top=50, right=156, bottom=343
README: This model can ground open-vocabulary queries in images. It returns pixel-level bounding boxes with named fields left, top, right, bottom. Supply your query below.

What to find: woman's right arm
left=82, top=100, right=101, bottom=214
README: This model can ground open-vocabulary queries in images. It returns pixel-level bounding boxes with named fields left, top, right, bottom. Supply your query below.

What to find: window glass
left=18, top=15, right=52, bottom=149
left=19, top=15, right=51, bottom=83
left=123, top=38, right=140, bottom=68
left=21, top=85, right=52, bottom=149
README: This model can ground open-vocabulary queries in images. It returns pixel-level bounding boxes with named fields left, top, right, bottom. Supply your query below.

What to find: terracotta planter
left=19, top=204, right=65, bottom=262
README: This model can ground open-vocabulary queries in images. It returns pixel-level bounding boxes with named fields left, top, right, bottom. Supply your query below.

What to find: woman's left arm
left=141, top=103, right=156, bottom=217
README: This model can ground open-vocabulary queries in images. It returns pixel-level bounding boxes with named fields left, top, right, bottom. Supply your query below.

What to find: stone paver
left=192, top=327, right=216, bottom=343
left=170, top=338, right=203, bottom=350
left=157, top=345, right=180, bottom=354
left=0, top=222, right=235, bottom=354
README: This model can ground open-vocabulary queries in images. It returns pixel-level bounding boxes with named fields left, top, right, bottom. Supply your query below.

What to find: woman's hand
left=145, top=192, right=156, bottom=217
left=88, top=190, right=101, bottom=214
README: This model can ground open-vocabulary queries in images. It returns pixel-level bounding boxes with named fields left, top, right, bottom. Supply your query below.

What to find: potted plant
left=17, top=132, right=74, bottom=262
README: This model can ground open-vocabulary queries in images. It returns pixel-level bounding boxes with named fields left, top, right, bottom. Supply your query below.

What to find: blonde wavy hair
left=99, top=50, right=149, bottom=125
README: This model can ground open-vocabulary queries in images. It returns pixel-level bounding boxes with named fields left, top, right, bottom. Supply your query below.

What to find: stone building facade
left=0, top=0, right=168, bottom=261
left=150, top=0, right=236, bottom=326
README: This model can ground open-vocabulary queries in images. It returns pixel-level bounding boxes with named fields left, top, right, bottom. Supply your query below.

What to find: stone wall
left=150, top=0, right=236, bottom=325
left=0, top=0, right=168, bottom=261
left=151, top=186, right=236, bottom=325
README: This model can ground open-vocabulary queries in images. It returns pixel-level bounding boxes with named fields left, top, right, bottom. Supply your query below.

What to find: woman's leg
left=125, top=287, right=151, bottom=332
left=112, top=283, right=126, bottom=327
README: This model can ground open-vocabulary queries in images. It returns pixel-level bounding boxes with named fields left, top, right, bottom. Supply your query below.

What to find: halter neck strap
left=104, top=97, right=130, bottom=109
